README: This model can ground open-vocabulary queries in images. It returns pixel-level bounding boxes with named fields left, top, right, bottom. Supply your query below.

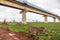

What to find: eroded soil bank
left=0, top=27, right=38, bottom=40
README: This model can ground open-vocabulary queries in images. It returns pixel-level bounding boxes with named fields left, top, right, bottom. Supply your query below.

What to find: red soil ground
left=0, top=27, right=38, bottom=40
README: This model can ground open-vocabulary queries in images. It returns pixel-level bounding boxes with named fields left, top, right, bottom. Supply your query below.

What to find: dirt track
left=0, top=27, right=38, bottom=40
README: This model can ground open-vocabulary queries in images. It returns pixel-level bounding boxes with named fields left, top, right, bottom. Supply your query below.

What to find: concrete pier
left=53, top=17, right=56, bottom=22
left=58, top=18, right=60, bottom=22
left=20, top=10, right=27, bottom=24
left=44, top=15, right=48, bottom=23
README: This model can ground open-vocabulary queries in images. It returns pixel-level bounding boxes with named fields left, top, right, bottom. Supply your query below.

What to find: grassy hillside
left=0, top=22, right=60, bottom=40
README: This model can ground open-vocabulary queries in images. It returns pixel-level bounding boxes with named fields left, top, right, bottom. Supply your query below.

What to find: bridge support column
left=44, top=15, right=48, bottom=23
left=59, top=20, right=60, bottom=22
left=58, top=18, right=60, bottom=22
left=20, top=10, right=27, bottom=24
left=53, top=17, right=56, bottom=22
left=59, top=19, right=60, bottom=22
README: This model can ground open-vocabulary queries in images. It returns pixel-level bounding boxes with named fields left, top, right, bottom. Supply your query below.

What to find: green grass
left=0, top=22, right=60, bottom=40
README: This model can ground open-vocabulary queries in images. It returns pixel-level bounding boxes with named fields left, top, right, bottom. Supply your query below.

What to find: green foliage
left=0, top=22, right=60, bottom=40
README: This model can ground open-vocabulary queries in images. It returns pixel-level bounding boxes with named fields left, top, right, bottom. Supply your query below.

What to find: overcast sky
left=0, top=0, right=60, bottom=22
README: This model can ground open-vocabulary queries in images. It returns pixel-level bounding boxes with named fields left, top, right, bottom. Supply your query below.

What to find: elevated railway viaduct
left=0, top=0, right=60, bottom=24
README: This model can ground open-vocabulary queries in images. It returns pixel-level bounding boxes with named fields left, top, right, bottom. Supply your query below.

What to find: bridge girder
left=0, top=0, right=59, bottom=18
